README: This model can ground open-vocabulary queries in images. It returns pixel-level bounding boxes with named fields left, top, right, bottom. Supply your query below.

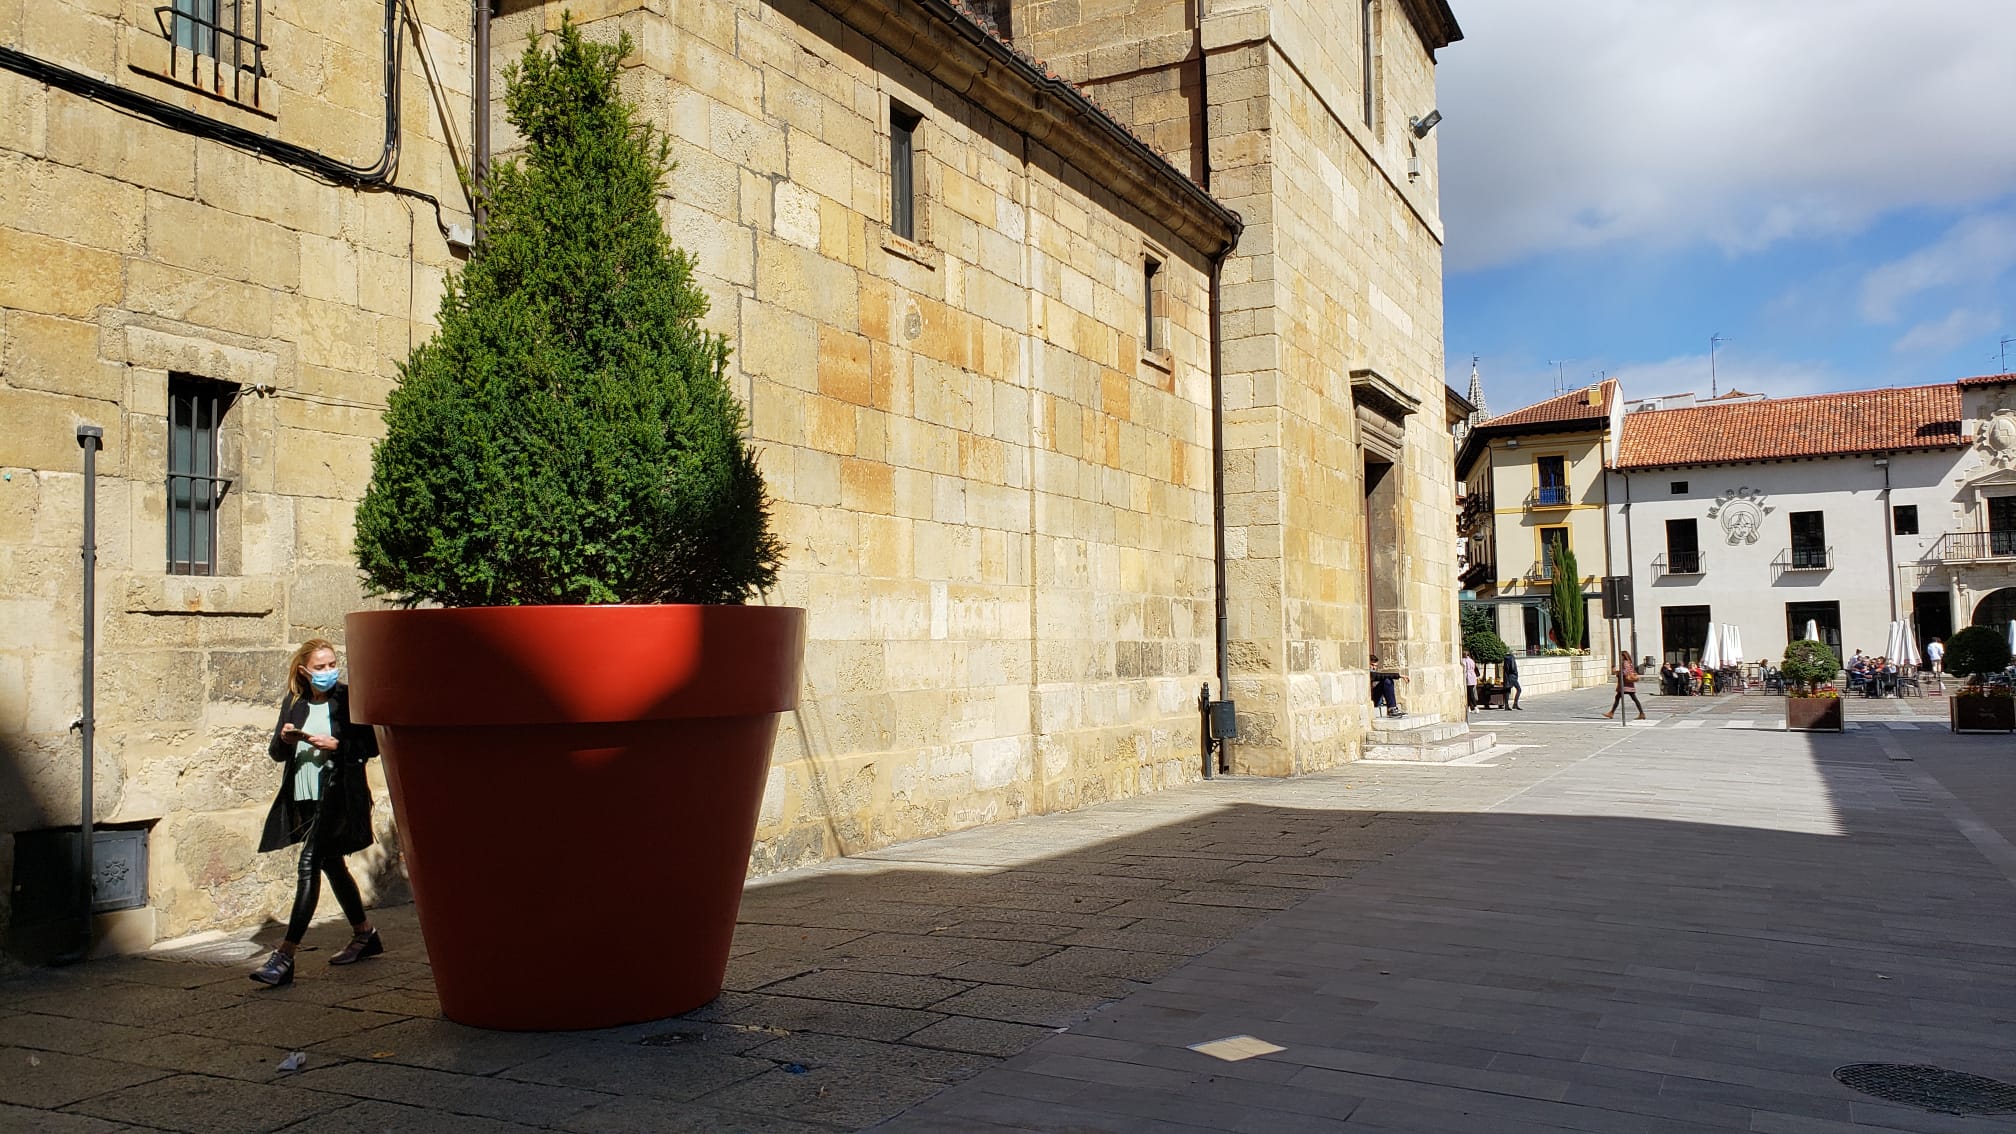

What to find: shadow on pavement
left=0, top=728, right=2010, bottom=1133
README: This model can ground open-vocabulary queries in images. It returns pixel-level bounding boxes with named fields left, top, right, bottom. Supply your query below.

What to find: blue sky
left=1436, top=0, right=2016, bottom=416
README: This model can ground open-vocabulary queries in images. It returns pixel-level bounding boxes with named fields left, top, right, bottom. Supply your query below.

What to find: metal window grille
left=890, top=109, right=919, bottom=240
left=1143, top=259, right=1161, bottom=350
left=160, top=1, right=267, bottom=105
left=166, top=375, right=236, bottom=576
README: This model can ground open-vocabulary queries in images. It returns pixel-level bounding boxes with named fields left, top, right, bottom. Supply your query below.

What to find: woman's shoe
left=249, top=950, right=294, bottom=987
left=329, top=928, right=384, bottom=966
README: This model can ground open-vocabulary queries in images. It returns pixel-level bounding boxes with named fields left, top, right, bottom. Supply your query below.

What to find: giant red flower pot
left=344, top=605, right=804, bottom=1030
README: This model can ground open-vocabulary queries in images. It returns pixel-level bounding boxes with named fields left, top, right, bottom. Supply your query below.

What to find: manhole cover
left=1834, top=1063, right=2016, bottom=1116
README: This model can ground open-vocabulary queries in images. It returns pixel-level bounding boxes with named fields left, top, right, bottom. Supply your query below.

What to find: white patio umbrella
left=1901, top=620, right=1922, bottom=667
left=1805, top=620, right=1821, bottom=642
left=1701, top=623, right=1722, bottom=670
left=2007, top=620, right=2016, bottom=657
left=1723, top=624, right=1743, bottom=667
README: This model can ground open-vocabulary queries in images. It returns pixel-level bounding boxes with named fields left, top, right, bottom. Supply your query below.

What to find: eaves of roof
left=819, top=0, right=1243, bottom=253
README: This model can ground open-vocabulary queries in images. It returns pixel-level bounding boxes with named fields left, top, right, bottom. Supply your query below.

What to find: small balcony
left=1653, top=550, right=1704, bottom=577
left=1934, top=530, right=2016, bottom=563
left=1525, top=485, right=1573, bottom=510
left=1460, top=559, right=1494, bottom=589
left=1526, top=559, right=1556, bottom=583
left=1774, top=546, right=1833, bottom=572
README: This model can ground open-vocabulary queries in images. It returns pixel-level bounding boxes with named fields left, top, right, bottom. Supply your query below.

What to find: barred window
left=163, top=1, right=267, bottom=104
left=167, top=374, right=238, bottom=576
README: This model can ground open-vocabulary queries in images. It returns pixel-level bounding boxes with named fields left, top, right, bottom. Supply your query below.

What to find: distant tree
left=1780, top=639, right=1841, bottom=694
left=1944, top=625, right=2012, bottom=684
left=1549, top=544, right=1585, bottom=650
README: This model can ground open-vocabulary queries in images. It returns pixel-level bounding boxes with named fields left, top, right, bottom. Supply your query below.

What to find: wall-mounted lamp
left=1872, top=457, right=1889, bottom=467
left=1409, top=109, right=1443, bottom=138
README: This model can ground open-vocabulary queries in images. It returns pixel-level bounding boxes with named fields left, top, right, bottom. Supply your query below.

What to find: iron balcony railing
left=1775, top=545, right=1834, bottom=572
left=1526, top=485, right=1572, bottom=508
left=1653, top=550, right=1704, bottom=576
left=1934, top=530, right=2016, bottom=562
left=1460, top=559, right=1494, bottom=589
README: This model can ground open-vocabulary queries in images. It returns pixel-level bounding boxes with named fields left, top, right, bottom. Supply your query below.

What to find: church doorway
left=1363, top=455, right=1401, bottom=660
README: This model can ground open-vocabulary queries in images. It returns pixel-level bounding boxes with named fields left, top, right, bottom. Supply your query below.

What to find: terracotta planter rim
left=346, top=604, right=805, bottom=727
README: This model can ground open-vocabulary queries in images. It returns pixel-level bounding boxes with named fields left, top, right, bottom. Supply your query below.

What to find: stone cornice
left=813, top=0, right=1243, bottom=254
left=1396, top=0, right=1464, bottom=54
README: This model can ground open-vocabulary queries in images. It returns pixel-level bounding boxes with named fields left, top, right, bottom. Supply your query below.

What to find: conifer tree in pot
left=344, top=20, right=800, bottom=1030
left=1943, top=625, right=2013, bottom=733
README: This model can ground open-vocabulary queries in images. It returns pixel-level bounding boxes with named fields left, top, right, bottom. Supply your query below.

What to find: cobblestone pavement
left=4, top=686, right=2013, bottom=1132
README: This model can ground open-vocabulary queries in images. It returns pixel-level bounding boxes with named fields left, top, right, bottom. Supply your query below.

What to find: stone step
left=1368, top=716, right=1470, bottom=743
left=1365, top=729, right=1497, bottom=763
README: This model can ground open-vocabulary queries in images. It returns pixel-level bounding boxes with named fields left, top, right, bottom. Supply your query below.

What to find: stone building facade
left=1, top=0, right=1463, bottom=952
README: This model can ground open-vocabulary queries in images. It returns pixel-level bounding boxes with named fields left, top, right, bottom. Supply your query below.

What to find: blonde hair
left=286, top=638, right=337, bottom=698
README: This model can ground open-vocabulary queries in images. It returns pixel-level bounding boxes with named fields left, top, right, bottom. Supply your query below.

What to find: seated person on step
left=1369, top=654, right=1407, bottom=718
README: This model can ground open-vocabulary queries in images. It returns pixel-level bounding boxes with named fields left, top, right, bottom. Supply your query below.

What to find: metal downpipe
left=54, top=425, right=103, bottom=966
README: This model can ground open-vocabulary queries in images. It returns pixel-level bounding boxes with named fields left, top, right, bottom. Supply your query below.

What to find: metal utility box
left=1207, top=699, right=1239, bottom=740
left=9, top=826, right=150, bottom=924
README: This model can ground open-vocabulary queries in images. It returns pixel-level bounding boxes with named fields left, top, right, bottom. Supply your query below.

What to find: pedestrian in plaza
left=1501, top=651, right=1522, bottom=709
left=250, top=639, right=384, bottom=987
left=1927, top=636, right=1945, bottom=685
left=1461, top=648, right=1479, bottom=712
left=1603, top=649, right=1645, bottom=720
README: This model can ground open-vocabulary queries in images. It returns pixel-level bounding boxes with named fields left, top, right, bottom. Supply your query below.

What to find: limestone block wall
left=0, top=0, right=471, bottom=942
left=489, top=0, right=1229, bottom=875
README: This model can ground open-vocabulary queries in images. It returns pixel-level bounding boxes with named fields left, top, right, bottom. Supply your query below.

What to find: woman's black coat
left=259, top=683, right=380, bottom=857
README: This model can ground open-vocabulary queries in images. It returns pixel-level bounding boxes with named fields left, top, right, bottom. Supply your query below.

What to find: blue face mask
left=308, top=668, right=340, bottom=692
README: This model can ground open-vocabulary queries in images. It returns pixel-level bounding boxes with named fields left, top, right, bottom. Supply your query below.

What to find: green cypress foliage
left=1548, top=543, right=1584, bottom=649
left=354, top=19, right=782, bottom=606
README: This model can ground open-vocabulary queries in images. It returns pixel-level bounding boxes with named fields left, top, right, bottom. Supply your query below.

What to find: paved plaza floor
left=4, top=685, right=2015, bottom=1132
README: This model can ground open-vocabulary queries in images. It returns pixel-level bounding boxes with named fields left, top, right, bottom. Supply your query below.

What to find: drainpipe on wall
left=473, top=0, right=492, bottom=238
left=1618, top=469, right=1635, bottom=659
left=54, top=425, right=104, bottom=966
left=1879, top=458, right=1898, bottom=622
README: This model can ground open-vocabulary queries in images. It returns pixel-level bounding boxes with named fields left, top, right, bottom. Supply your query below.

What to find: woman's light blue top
left=293, top=699, right=332, bottom=803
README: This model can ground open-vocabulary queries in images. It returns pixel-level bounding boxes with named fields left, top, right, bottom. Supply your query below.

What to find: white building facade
left=1604, top=377, right=2016, bottom=667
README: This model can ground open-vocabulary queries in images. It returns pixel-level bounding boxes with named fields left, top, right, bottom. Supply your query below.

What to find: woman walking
left=1603, top=649, right=1646, bottom=721
left=251, top=639, right=383, bottom=987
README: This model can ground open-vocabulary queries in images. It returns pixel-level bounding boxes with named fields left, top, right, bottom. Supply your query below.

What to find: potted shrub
left=1781, top=639, right=1843, bottom=732
left=1944, top=626, right=2014, bottom=734
left=1466, top=628, right=1509, bottom=708
left=344, top=22, right=799, bottom=1030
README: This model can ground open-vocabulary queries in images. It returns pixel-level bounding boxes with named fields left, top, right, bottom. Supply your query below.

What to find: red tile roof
left=1615, top=384, right=1966, bottom=469
left=1957, top=372, right=2016, bottom=388
left=1471, top=379, right=1616, bottom=432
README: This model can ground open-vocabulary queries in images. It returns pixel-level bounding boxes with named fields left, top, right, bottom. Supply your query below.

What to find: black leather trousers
left=286, top=802, right=366, bottom=943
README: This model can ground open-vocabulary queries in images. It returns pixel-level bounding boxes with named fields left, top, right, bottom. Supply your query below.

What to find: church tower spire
left=1466, top=356, right=1488, bottom=424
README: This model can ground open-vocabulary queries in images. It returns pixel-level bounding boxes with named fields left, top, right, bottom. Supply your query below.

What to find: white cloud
left=1437, top=0, right=2016, bottom=271
left=1891, top=308, right=2001, bottom=355
left=1859, top=213, right=2016, bottom=322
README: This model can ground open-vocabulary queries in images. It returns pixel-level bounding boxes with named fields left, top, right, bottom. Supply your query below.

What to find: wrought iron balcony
left=1460, top=559, right=1494, bottom=589
left=1653, top=550, right=1704, bottom=577
left=1526, top=485, right=1573, bottom=509
left=1933, top=531, right=2016, bottom=563
left=1526, top=559, right=1556, bottom=582
left=1774, top=546, right=1833, bottom=572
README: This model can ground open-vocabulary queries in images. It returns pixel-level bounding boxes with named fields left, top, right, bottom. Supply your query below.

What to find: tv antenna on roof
left=1546, top=358, right=1573, bottom=395
left=1710, top=332, right=1729, bottom=398
left=2001, top=335, right=2013, bottom=373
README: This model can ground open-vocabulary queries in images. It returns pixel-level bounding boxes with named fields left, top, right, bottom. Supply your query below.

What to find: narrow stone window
left=1143, top=257, right=1163, bottom=351
left=166, top=374, right=238, bottom=576
left=890, top=106, right=920, bottom=241
left=1892, top=504, right=1918, bottom=535
left=1360, top=0, right=1377, bottom=129
left=163, top=0, right=267, bottom=106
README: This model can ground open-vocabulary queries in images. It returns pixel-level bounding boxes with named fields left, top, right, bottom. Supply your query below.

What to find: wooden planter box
left=1786, top=696, right=1843, bottom=733
left=1950, top=693, right=2016, bottom=734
